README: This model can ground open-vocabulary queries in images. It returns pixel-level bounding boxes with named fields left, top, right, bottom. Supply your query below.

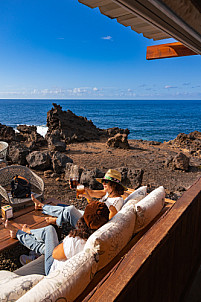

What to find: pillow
left=134, top=186, right=165, bottom=233
left=0, top=270, right=16, bottom=282
left=17, top=249, right=98, bottom=302
left=0, top=271, right=43, bottom=301
left=123, top=186, right=147, bottom=205
left=84, top=203, right=136, bottom=271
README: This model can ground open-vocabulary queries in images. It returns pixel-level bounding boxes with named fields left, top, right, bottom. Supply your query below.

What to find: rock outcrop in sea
left=46, top=103, right=129, bottom=144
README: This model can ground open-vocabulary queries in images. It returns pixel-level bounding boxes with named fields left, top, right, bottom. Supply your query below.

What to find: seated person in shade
left=31, top=169, right=126, bottom=228
left=4, top=201, right=109, bottom=276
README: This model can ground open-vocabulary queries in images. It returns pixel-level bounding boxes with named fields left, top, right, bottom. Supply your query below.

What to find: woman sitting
left=32, top=169, right=126, bottom=228
left=4, top=201, right=109, bottom=276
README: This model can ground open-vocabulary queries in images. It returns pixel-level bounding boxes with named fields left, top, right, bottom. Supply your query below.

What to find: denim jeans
left=42, top=205, right=84, bottom=228
left=16, top=225, right=59, bottom=275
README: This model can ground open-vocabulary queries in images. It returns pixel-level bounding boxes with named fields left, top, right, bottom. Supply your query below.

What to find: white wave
left=37, top=126, right=48, bottom=137
left=13, top=124, right=48, bottom=137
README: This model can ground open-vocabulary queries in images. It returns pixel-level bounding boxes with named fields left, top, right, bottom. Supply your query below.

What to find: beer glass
left=76, top=185, right=85, bottom=199
left=69, top=176, right=79, bottom=189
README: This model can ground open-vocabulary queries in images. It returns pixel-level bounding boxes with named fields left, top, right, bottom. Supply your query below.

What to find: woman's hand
left=79, top=188, right=93, bottom=203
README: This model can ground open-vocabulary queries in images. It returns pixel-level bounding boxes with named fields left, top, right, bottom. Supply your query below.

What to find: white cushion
left=84, top=203, right=136, bottom=271
left=134, top=186, right=165, bottom=233
left=17, top=249, right=98, bottom=302
left=0, top=271, right=43, bottom=301
left=123, top=186, right=147, bottom=205
left=0, top=270, right=16, bottom=282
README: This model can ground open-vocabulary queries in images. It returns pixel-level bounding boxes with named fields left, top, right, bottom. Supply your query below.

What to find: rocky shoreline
left=0, top=103, right=201, bottom=271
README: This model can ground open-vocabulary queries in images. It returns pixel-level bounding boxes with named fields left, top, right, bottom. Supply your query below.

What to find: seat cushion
left=134, top=186, right=165, bottom=233
left=84, top=203, right=136, bottom=271
left=123, top=186, right=147, bottom=205
left=17, top=249, right=98, bottom=302
left=0, top=271, right=43, bottom=301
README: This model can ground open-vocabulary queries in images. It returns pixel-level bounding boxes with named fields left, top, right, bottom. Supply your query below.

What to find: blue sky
left=0, top=0, right=200, bottom=100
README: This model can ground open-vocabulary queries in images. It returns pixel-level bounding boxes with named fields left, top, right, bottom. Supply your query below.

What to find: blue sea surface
left=0, top=99, right=201, bottom=142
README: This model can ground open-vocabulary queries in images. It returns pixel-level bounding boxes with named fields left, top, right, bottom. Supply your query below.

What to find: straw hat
left=96, top=169, right=127, bottom=190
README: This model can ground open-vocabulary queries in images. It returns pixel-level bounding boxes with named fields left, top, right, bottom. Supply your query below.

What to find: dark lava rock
left=26, top=151, right=52, bottom=170
left=117, top=167, right=144, bottom=189
left=165, top=152, right=190, bottom=171
left=51, top=152, right=73, bottom=174
left=107, top=133, right=130, bottom=149
left=80, top=168, right=105, bottom=189
left=46, top=103, right=129, bottom=144
left=168, top=131, right=201, bottom=156
left=8, top=144, right=30, bottom=166
left=0, top=123, right=16, bottom=142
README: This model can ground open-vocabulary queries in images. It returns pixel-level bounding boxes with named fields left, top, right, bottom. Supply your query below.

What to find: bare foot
left=22, top=224, right=31, bottom=234
left=31, top=194, right=44, bottom=210
left=45, top=217, right=57, bottom=225
left=4, top=220, right=18, bottom=238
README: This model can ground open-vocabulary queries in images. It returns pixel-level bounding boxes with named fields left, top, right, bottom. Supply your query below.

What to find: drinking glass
left=69, top=176, right=79, bottom=189
left=76, top=185, right=85, bottom=199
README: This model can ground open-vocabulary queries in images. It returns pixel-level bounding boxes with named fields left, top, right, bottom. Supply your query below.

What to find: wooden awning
left=78, top=0, right=201, bottom=56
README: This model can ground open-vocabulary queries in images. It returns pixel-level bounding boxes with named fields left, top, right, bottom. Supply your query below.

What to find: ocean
left=0, top=99, right=201, bottom=142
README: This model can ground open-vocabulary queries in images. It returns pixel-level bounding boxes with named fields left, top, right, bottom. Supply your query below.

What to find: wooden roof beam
left=146, top=42, right=198, bottom=60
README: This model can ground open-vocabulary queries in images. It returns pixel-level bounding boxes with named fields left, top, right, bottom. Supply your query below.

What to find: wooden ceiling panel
left=78, top=0, right=201, bottom=54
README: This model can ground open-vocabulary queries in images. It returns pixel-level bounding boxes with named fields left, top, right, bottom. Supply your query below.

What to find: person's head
left=96, top=169, right=126, bottom=196
left=69, top=201, right=109, bottom=240
left=102, top=179, right=125, bottom=196
left=83, top=201, right=109, bottom=230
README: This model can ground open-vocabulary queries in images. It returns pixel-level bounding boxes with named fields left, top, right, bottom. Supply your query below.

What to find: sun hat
left=83, top=201, right=109, bottom=230
left=96, top=169, right=127, bottom=190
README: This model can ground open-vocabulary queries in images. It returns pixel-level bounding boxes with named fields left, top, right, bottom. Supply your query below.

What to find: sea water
left=0, top=99, right=201, bottom=142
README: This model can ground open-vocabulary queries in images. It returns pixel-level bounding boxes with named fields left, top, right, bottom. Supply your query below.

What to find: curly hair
left=108, top=181, right=125, bottom=196
left=68, top=217, right=94, bottom=240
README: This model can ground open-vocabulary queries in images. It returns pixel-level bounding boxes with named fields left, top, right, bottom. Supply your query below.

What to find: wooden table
left=0, top=198, right=60, bottom=252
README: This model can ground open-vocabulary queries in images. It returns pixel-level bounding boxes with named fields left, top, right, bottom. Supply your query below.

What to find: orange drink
left=76, top=185, right=85, bottom=199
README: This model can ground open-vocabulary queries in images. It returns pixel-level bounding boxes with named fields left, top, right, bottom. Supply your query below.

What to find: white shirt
left=100, top=192, right=124, bottom=212
left=49, top=235, right=86, bottom=274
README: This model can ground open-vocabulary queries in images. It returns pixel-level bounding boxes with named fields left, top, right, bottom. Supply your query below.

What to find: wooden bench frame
left=76, top=177, right=201, bottom=301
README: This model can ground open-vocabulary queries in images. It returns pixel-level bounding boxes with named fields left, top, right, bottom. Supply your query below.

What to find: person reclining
left=4, top=201, right=109, bottom=276
left=32, top=169, right=127, bottom=228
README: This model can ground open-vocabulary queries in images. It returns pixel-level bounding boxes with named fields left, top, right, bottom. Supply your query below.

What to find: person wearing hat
left=81, top=169, right=126, bottom=220
left=30, top=169, right=126, bottom=229
left=4, top=201, right=109, bottom=275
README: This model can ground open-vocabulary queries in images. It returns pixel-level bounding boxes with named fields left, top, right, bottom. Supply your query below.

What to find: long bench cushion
left=134, top=186, right=165, bottom=233
left=0, top=271, right=43, bottom=301
left=123, top=186, right=147, bottom=205
left=84, top=203, right=136, bottom=271
left=17, top=249, right=98, bottom=302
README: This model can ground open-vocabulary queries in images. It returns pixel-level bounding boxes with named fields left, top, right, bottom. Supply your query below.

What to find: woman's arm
left=108, top=205, right=117, bottom=220
left=81, top=188, right=105, bottom=203
left=52, top=242, right=67, bottom=261
left=86, top=189, right=105, bottom=199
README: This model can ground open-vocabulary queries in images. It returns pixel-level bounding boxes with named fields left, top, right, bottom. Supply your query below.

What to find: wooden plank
left=83, top=177, right=201, bottom=301
left=0, top=198, right=60, bottom=252
left=146, top=42, right=198, bottom=60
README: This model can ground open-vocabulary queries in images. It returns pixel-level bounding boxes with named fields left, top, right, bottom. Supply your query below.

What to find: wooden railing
left=77, top=177, right=201, bottom=302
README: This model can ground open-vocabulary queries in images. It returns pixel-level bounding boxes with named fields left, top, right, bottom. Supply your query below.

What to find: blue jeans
left=42, top=205, right=84, bottom=228
left=16, top=225, right=59, bottom=275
